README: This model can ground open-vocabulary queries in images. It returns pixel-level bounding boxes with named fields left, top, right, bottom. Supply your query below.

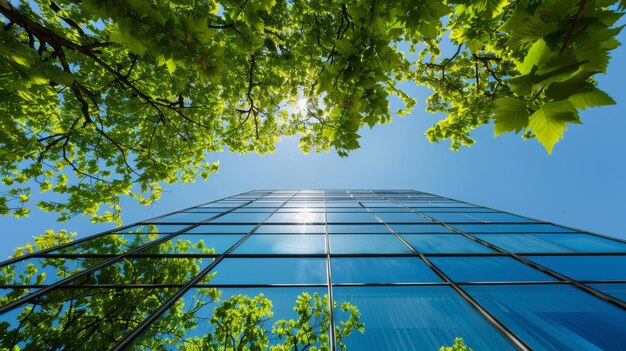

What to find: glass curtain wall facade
left=2, top=189, right=626, bottom=350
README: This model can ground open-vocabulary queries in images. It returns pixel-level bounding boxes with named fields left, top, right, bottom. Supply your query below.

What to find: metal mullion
left=386, top=198, right=626, bottom=311
left=110, top=190, right=299, bottom=350
left=324, top=191, right=337, bottom=351
left=0, top=195, right=260, bottom=315
left=358, top=200, right=532, bottom=351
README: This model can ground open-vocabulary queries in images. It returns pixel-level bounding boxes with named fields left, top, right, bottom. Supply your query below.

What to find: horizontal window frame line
left=358, top=200, right=532, bottom=351
left=0, top=199, right=258, bottom=316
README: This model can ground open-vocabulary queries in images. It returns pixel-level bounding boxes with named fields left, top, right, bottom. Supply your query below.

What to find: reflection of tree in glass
left=0, top=232, right=364, bottom=351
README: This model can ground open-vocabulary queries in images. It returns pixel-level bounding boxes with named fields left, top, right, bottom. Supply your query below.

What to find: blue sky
left=2, top=28, right=626, bottom=259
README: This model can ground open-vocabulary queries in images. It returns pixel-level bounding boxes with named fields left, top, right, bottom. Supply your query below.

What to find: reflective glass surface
left=331, top=257, right=442, bottom=283
left=588, top=283, right=626, bottom=302
left=234, top=234, right=326, bottom=254
left=333, top=286, right=516, bottom=350
left=142, top=234, right=243, bottom=254
left=465, top=284, right=626, bottom=351
left=430, top=257, right=555, bottom=282
left=401, top=234, right=494, bottom=253
left=329, top=234, right=411, bottom=254
left=210, top=258, right=327, bottom=284
left=525, top=255, right=626, bottom=281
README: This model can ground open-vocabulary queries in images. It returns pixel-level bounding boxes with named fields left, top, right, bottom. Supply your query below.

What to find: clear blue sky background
left=1, top=29, right=625, bottom=259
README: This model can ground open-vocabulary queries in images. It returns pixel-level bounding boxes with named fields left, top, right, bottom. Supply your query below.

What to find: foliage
left=0, top=0, right=623, bottom=222
left=439, top=338, right=473, bottom=351
left=0, top=232, right=364, bottom=351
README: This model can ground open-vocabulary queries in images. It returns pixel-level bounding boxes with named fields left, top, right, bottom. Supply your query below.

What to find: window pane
left=452, top=223, right=575, bottom=233
left=588, top=283, right=626, bottom=302
left=210, top=212, right=270, bottom=223
left=531, top=234, right=626, bottom=252
left=465, top=284, right=626, bottom=351
left=234, top=235, right=326, bottom=254
left=430, top=257, right=555, bottom=282
left=525, top=255, right=626, bottom=281
left=51, top=233, right=167, bottom=255
left=71, top=257, right=213, bottom=285
left=388, top=224, right=453, bottom=234
left=255, top=224, right=325, bottom=234
left=329, top=234, right=411, bottom=254
left=465, top=212, right=535, bottom=223
left=327, top=224, right=390, bottom=233
left=185, top=224, right=255, bottom=234
left=332, top=286, right=516, bottom=350
left=152, top=212, right=216, bottom=223
left=374, top=213, right=432, bottom=223
left=266, top=212, right=325, bottom=223
left=142, top=234, right=243, bottom=255
left=0, top=287, right=179, bottom=350
left=326, top=213, right=379, bottom=223
left=427, top=213, right=479, bottom=223
left=331, top=257, right=441, bottom=283
left=474, top=234, right=573, bottom=253
left=1, top=257, right=109, bottom=286
left=401, top=234, right=495, bottom=253
left=129, top=287, right=329, bottom=350
left=209, top=258, right=327, bottom=284
left=0, top=288, right=39, bottom=308
left=120, top=224, right=189, bottom=234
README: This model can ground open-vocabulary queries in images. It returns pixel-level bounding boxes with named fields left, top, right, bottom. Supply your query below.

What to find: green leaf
left=493, top=98, right=530, bottom=135
left=471, top=0, right=508, bottom=18
left=528, top=100, right=581, bottom=153
left=568, top=86, right=616, bottom=110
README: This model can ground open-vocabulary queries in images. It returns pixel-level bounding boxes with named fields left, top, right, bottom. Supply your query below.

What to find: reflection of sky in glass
left=210, top=258, right=327, bottom=284
left=266, top=211, right=325, bottom=223
left=234, top=234, right=326, bottom=254
left=255, top=224, right=325, bottom=234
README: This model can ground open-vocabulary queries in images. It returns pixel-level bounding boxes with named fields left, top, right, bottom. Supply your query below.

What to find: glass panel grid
left=2, top=189, right=626, bottom=351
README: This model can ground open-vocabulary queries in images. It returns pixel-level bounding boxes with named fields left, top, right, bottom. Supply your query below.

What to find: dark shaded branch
left=560, top=0, right=591, bottom=53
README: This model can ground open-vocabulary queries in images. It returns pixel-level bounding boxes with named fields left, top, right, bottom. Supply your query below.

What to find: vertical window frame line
left=0, top=192, right=264, bottom=316
left=381, top=195, right=626, bottom=312
left=110, top=190, right=300, bottom=351
left=357, top=197, right=532, bottom=351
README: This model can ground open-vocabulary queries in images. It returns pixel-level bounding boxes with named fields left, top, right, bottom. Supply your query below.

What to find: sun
left=296, top=98, right=308, bottom=114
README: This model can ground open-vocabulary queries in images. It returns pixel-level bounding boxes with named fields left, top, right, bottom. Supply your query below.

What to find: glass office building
left=2, top=189, right=626, bottom=350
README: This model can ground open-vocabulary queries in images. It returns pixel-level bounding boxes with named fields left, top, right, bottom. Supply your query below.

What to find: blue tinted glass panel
left=234, top=234, right=326, bottom=254
left=185, top=225, right=255, bottom=234
left=130, top=287, right=328, bottom=350
left=71, top=257, right=213, bottom=285
left=525, top=255, right=626, bottom=281
left=210, top=212, right=270, bottom=223
left=452, top=223, right=575, bottom=233
left=326, top=212, right=379, bottom=223
left=465, top=284, right=626, bottom=351
left=427, top=213, right=479, bottom=223
left=255, top=224, right=325, bottom=234
left=474, top=234, right=573, bottom=253
left=333, top=286, right=515, bottom=350
left=152, top=212, right=215, bottom=223
left=51, top=233, right=167, bottom=255
left=465, top=212, right=535, bottom=223
left=430, top=257, right=555, bottom=282
left=401, top=234, right=494, bottom=253
left=532, top=234, right=626, bottom=252
left=210, top=258, right=327, bottom=284
left=589, top=284, right=626, bottom=302
left=374, top=213, right=432, bottom=223
left=327, top=224, right=390, bottom=233
left=120, top=224, right=189, bottom=233
left=388, top=224, right=453, bottom=233
left=266, top=212, right=325, bottom=223
left=143, top=234, right=243, bottom=254
left=0, top=288, right=39, bottom=308
left=0, top=257, right=108, bottom=286
left=331, top=257, right=441, bottom=283
left=329, top=234, right=411, bottom=254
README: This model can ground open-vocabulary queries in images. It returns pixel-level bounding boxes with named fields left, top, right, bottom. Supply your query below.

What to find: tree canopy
left=0, top=0, right=623, bottom=223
